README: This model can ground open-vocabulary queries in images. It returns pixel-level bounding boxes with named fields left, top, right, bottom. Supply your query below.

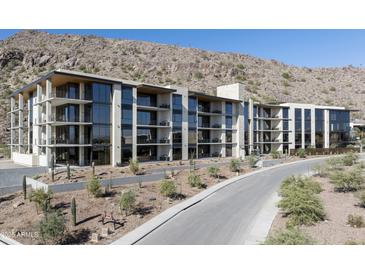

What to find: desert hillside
left=0, top=30, right=364, bottom=143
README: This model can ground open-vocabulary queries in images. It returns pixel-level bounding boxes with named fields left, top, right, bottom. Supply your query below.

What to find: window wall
left=137, top=110, right=157, bottom=125
left=282, top=107, right=289, bottom=153
left=56, top=83, right=79, bottom=99
left=172, top=94, right=182, bottom=160
left=295, top=108, right=302, bottom=149
left=121, top=85, right=133, bottom=163
left=315, top=109, right=324, bottom=148
left=137, top=93, right=157, bottom=107
left=86, top=82, right=112, bottom=165
left=304, top=109, right=311, bottom=148
left=329, top=110, right=351, bottom=147
left=188, top=96, right=197, bottom=158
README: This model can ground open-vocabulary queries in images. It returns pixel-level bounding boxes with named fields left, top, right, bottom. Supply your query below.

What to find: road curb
left=111, top=156, right=330, bottom=245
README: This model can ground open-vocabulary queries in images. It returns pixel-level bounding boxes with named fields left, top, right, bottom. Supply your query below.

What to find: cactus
left=67, top=162, right=71, bottom=180
left=92, top=161, right=95, bottom=176
left=71, top=197, right=76, bottom=226
left=22, top=175, right=27, bottom=200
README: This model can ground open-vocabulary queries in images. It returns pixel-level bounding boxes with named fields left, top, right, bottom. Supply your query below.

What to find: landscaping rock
left=91, top=233, right=100, bottom=243
left=13, top=201, right=24, bottom=208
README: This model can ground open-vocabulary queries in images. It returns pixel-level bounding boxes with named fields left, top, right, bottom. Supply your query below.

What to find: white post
left=311, top=108, right=316, bottom=148
left=132, top=87, right=137, bottom=161
left=45, top=80, right=52, bottom=167
left=112, top=83, right=122, bottom=166
left=324, top=109, right=330, bottom=148
left=18, top=93, right=24, bottom=153
left=181, top=88, right=189, bottom=161
left=79, top=83, right=85, bottom=166
left=10, top=97, right=15, bottom=157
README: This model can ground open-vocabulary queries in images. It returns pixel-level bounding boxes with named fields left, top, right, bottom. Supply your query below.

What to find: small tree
left=119, top=190, right=136, bottom=216
left=208, top=166, right=220, bottom=178
left=271, top=150, right=280, bottom=159
left=22, top=175, right=27, bottom=200
left=160, top=179, right=177, bottom=198
left=39, top=211, right=66, bottom=244
left=30, top=188, right=53, bottom=214
left=129, top=159, right=139, bottom=175
left=229, top=159, right=241, bottom=172
left=71, top=197, right=77, bottom=226
left=86, top=176, right=102, bottom=197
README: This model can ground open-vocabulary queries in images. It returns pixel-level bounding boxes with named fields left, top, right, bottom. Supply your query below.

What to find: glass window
left=173, top=94, right=182, bottom=110
left=295, top=108, right=302, bottom=149
left=137, top=110, right=157, bottom=125
left=226, top=117, right=232, bottom=129
left=225, top=102, right=233, bottom=115
left=122, top=125, right=132, bottom=145
left=137, top=93, right=157, bottom=107
left=226, top=131, right=232, bottom=142
left=137, top=127, right=157, bottom=144
left=189, top=96, right=197, bottom=112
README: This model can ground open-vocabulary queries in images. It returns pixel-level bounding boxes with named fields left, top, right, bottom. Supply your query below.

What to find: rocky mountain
left=0, top=30, right=364, bottom=144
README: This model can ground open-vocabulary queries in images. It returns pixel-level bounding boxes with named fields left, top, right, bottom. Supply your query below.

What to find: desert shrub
left=278, top=178, right=325, bottom=226
left=296, top=148, right=306, bottom=158
left=86, top=176, right=102, bottom=197
left=271, top=151, right=280, bottom=159
left=279, top=176, right=322, bottom=197
left=248, top=155, right=259, bottom=168
left=329, top=168, right=363, bottom=192
left=326, top=157, right=344, bottom=171
left=230, top=159, right=241, bottom=172
left=208, top=166, right=220, bottom=178
left=160, top=179, right=177, bottom=197
left=30, top=188, right=53, bottom=214
left=119, top=190, right=136, bottom=216
left=188, top=172, right=204, bottom=188
left=347, top=214, right=365, bottom=228
left=39, top=211, right=66, bottom=244
left=341, top=152, right=358, bottom=166
left=312, top=164, right=328, bottom=178
left=264, top=227, right=314, bottom=245
left=129, top=159, right=139, bottom=175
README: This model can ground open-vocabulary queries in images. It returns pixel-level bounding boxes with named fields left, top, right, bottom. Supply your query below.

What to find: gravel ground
left=269, top=171, right=365, bottom=244
left=0, top=164, right=246, bottom=245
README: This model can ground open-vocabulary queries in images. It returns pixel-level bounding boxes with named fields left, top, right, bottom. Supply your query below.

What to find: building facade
left=8, top=70, right=353, bottom=167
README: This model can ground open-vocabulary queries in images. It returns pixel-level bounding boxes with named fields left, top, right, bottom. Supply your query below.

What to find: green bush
left=208, top=166, right=220, bottom=178
left=86, top=176, right=102, bottom=197
left=264, top=227, right=314, bottom=245
left=279, top=176, right=322, bottom=197
left=271, top=150, right=280, bottom=159
left=278, top=177, right=325, bottom=226
left=129, top=159, right=139, bottom=175
left=341, top=152, right=358, bottom=166
left=119, top=190, right=136, bottom=216
left=329, top=168, right=363, bottom=192
left=247, top=155, right=258, bottom=168
left=30, top=188, right=53, bottom=214
left=188, top=172, right=204, bottom=188
left=347, top=214, right=365, bottom=228
left=326, top=157, right=344, bottom=171
left=160, top=179, right=177, bottom=197
left=297, top=148, right=306, bottom=158
left=230, top=159, right=241, bottom=172
left=39, top=211, right=66, bottom=244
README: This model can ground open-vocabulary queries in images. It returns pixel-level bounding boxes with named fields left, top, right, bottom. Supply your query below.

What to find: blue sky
left=1, top=29, right=365, bottom=68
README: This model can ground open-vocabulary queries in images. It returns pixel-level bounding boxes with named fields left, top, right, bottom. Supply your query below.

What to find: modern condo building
left=8, top=70, right=353, bottom=167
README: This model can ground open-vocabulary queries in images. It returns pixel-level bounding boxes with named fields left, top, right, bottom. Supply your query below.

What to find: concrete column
left=132, top=87, right=137, bottom=161
left=168, top=93, right=173, bottom=161
left=33, top=84, right=42, bottom=155
left=324, top=109, right=330, bottom=148
left=288, top=107, right=295, bottom=150
left=311, top=108, right=316, bottom=147
left=181, top=88, right=189, bottom=161
left=301, top=108, right=305, bottom=149
left=221, top=102, right=226, bottom=158
left=236, top=102, right=245, bottom=159
left=248, top=99, right=254, bottom=154
left=277, top=108, right=283, bottom=153
left=27, top=96, right=32, bottom=154
left=45, top=80, right=52, bottom=166
left=10, top=97, right=15, bottom=157
left=18, top=93, right=24, bottom=153
left=111, top=83, right=122, bottom=166
left=79, top=83, right=85, bottom=166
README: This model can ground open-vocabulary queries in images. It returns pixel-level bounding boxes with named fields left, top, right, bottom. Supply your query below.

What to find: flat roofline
left=137, top=83, right=176, bottom=93
left=190, top=91, right=242, bottom=103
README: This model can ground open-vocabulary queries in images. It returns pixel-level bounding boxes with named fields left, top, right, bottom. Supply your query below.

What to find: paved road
left=0, top=160, right=47, bottom=193
left=136, top=158, right=326, bottom=245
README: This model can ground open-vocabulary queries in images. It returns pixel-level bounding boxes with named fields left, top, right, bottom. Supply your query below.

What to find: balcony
left=34, top=92, right=92, bottom=106
left=36, top=114, right=92, bottom=125
left=137, top=120, right=171, bottom=128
